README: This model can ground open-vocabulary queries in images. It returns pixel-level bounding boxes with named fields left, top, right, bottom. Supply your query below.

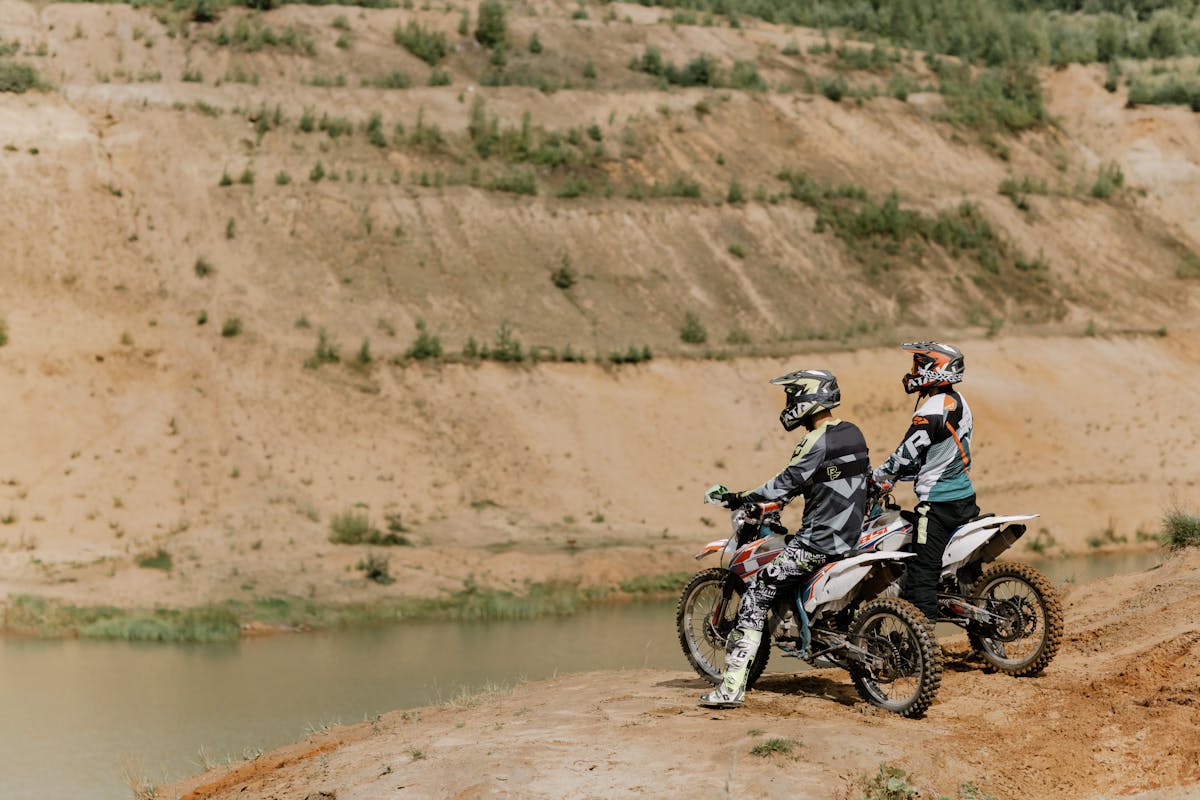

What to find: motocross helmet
left=770, top=369, right=841, bottom=432
left=901, top=341, right=964, bottom=395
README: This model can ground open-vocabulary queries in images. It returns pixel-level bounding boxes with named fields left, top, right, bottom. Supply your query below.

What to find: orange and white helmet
left=900, top=341, right=964, bottom=395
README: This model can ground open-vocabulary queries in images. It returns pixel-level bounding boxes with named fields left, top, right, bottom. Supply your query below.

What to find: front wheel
left=847, top=597, right=942, bottom=718
left=675, top=568, right=770, bottom=689
left=967, top=562, right=1063, bottom=676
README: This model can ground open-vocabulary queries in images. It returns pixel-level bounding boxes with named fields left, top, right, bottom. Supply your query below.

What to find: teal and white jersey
left=873, top=389, right=974, bottom=503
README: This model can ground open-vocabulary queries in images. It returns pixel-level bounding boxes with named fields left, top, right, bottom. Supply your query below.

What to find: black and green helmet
left=770, top=369, right=841, bottom=432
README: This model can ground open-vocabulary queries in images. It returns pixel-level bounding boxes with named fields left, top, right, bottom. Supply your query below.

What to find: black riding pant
left=903, top=495, right=980, bottom=620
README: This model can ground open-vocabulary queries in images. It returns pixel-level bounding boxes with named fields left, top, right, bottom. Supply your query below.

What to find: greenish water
left=0, top=550, right=1164, bottom=800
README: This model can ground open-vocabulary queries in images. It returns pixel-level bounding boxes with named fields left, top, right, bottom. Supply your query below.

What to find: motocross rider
left=700, top=369, right=870, bottom=709
left=871, top=341, right=979, bottom=623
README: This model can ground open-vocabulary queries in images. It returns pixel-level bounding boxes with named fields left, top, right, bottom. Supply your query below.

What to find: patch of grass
left=136, top=549, right=173, bottom=571
left=330, top=510, right=411, bottom=546
left=1177, top=253, right=1200, bottom=280
left=363, top=70, right=412, bottom=89
left=275, top=170, right=291, bottom=185
left=750, top=738, right=798, bottom=757
left=1162, top=508, right=1200, bottom=550
left=0, top=60, right=44, bottom=93
left=487, top=170, right=538, bottom=196
left=221, top=317, right=242, bottom=338
left=1090, top=161, right=1124, bottom=199
left=194, top=257, right=213, bottom=278
left=607, top=345, right=653, bottom=364
left=728, top=242, right=747, bottom=259
left=618, top=572, right=689, bottom=594
left=304, top=326, right=340, bottom=368
left=998, top=174, right=1048, bottom=210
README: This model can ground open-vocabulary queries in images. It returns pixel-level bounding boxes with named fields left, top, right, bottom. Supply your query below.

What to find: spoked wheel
left=847, top=597, right=942, bottom=718
left=675, top=568, right=770, bottom=689
left=967, top=562, right=1063, bottom=676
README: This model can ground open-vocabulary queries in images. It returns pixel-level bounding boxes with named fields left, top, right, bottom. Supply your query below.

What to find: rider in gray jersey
left=700, top=369, right=869, bottom=709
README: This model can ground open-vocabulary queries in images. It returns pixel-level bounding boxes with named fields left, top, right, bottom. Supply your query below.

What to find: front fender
left=695, top=539, right=729, bottom=560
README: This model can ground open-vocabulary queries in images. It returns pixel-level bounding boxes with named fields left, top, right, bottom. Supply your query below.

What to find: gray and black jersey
left=873, top=388, right=974, bottom=503
left=745, top=418, right=870, bottom=556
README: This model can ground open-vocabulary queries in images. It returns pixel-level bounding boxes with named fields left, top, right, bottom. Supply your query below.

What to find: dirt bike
left=856, top=488, right=1063, bottom=676
left=675, top=485, right=942, bottom=718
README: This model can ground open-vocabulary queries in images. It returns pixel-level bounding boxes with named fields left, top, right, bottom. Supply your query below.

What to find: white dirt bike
left=675, top=486, right=942, bottom=718
left=856, top=488, right=1063, bottom=676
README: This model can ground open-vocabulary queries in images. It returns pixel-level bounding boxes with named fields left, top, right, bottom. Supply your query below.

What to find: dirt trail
left=164, top=550, right=1200, bottom=800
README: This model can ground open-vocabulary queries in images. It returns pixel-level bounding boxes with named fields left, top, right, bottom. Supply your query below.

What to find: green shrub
left=358, top=553, right=395, bottom=584
left=551, top=256, right=576, bottom=289
left=818, top=74, right=848, bottom=102
left=309, top=160, right=326, bottom=182
left=1162, top=509, right=1200, bottom=549
left=428, top=68, right=452, bottom=86
left=194, top=257, right=213, bottom=277
left=394, top=20, right=447, bottom=64
left=728, top=242, right=747, bottom=258
left=405, top=319, right=442, bottom=359
left=726, top=177, right=745, bottom=204
left=680, top=310, right=707, bottom=344
left=0, top=317, right=8, bottom=347
left=475, top=0, right=507, bottom=48
left=275, top=170, right=291, bottom=185
left=137, top=548, right=173, bottom=571
left=364, top=111, right=388, bottom=147
left=221, top=317, right=242, bottom=337
left=529, top=32, right=543, bottom=53
left=938, top=61, right=1045, bottom=133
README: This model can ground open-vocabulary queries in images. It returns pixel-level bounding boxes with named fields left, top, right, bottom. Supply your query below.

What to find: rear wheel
left=967, top=562, right=1063, bottom=676
left=675, top=568, right=770, bottom=689
left=847, top=597, right=942, bottom=718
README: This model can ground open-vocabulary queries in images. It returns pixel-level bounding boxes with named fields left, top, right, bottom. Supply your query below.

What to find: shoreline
left=0, top=542, right=1164, bottom=642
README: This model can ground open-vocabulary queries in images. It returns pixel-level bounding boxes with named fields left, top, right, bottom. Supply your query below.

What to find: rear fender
left=804, top=551, right=915, bottom=615
left=942, top=514, right=1038, bottom=574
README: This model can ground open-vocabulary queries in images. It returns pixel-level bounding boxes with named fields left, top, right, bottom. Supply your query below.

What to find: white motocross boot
left=699, top=628, right=762, bottom=708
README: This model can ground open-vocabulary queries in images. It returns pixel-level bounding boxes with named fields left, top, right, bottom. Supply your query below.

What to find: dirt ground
left=163, top=549, right=1200, bottom=800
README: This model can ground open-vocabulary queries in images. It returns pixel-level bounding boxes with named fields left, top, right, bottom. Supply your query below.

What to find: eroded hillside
left=2, top=0, right=1199, bottom=620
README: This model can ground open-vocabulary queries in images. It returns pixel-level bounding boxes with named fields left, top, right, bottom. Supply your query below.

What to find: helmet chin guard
left=771, top=369, right=841, bottom=431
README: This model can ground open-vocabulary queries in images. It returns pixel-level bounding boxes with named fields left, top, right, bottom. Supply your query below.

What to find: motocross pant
left=903, top=494, right=980, bottom=620
left=734, top=541, right=828, bottom=633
